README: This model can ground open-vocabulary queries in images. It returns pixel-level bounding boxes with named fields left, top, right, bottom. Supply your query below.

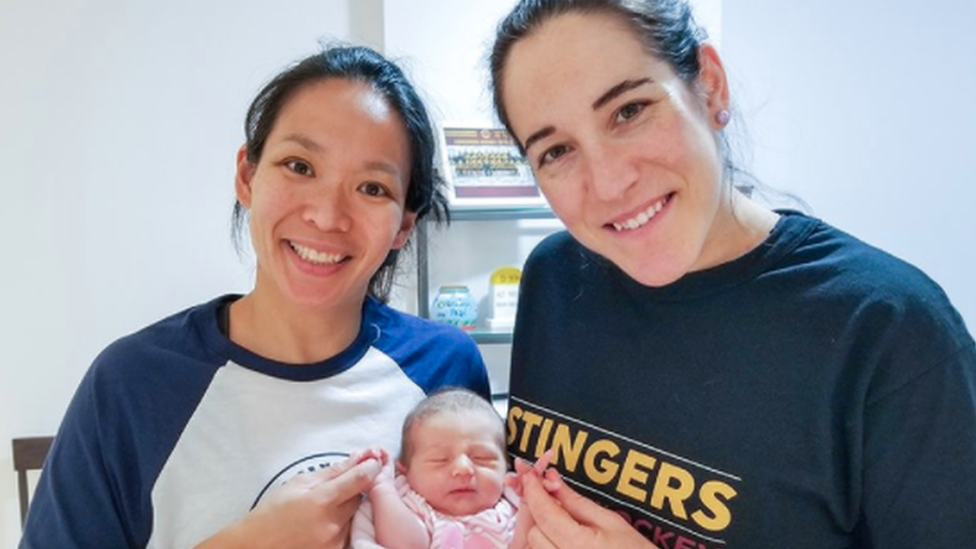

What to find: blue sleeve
left=402, top=325, right=490, bottom=401
left=21, top=357, right=146, bottom=548
left=21, top=325, right=218, bottom=549
left=434, top=331, right=490, bottom=400
left=370, top=301, right=491, bottom=401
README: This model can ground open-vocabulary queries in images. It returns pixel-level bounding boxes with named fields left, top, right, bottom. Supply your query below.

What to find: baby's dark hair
left=399, top=388, right=505, bottom=466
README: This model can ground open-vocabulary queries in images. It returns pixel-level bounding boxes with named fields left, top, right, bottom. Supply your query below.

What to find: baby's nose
left=451, top=455, right=474, bottom=477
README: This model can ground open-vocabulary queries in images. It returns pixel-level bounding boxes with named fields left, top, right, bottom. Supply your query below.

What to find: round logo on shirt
left=251, top=452, right=349, bottom=508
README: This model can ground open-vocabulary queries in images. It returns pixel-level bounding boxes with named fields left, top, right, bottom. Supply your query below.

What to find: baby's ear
left=395, top=460, right=408, bottom=475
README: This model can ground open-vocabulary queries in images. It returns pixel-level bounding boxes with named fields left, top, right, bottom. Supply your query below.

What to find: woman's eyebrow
left=364, top=160, right=400, bottom=177
left=592, top=77, right=653, bottom=110
left=523, top=77, right=654, bottom=153
left=281, top=133, right=323, bottom=153
left=524, top=126, right=555, bottom=154
left=279, top=135, right=399, bottom=177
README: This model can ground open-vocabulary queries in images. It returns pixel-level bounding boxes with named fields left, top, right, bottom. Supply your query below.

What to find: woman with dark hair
left=491, top=1, right=976, bottom=548
left=21, top=45, right=489, bottom=549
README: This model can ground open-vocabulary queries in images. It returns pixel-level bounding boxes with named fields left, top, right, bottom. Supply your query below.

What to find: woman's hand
left=195, top=450, right=383, bottom=549
left=518, top=466, right=660, bottom=549
left=365, top=448, right=396, bottom=494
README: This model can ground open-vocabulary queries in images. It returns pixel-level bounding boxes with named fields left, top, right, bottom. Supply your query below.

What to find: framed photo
left=439, top=125, right=548, bottom=209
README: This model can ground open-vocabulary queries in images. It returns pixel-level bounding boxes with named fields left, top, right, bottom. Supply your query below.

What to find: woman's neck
left=228, top=289, right=364, bottom=365
left=729, top=191, right=780, bottom=250
left=697, top=190, right=780, bottom=272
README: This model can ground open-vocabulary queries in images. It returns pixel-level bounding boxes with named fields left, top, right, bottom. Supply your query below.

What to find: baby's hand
left=355, top=448, right=397, bottom=498
left=350, top=448, right=393, bottom=496
left=508, top=449, right=556, bottom=496
left=355, top=447, right=388, bottom=467
left=375, top=456, right=396, bottom=486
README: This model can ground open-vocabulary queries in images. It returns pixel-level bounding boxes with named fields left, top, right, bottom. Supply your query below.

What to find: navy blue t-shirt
left=508, top=211, right=976, bottom=548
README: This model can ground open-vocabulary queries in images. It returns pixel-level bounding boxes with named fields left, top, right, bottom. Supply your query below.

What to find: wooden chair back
left=11, top=436, right=54, bottom=527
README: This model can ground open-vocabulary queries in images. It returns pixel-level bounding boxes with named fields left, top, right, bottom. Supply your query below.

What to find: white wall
left=722, top=1, right=976, bottom=326
left=0, top=0, right=381, bottom=544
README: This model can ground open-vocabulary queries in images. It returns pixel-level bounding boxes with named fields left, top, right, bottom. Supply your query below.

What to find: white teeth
left=290, top=242, right=346, bottom=265
left=612, top=197, right=668, bottom=232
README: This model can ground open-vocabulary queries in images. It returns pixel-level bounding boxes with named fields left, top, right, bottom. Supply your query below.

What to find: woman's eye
left=285, top=159, right=313, bottom=176
left=538, top=144, right=568, bottom=167
left=615, top=101, right=646, bottom=123
left=358, top=181, right=389, bottom=197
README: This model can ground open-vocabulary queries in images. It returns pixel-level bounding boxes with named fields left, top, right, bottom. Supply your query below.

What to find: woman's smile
left=608, top=192, right=673, bottom=232
left=287, top=241, right=349, bottom=266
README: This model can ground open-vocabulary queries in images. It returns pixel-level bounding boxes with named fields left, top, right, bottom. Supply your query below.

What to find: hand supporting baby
left=508, top=450, right=556, bottom=549
left=508, top=449, right=661, bottom=549
left=196, top=450, right=383, bottom=549
left=356, top=448, right=395, bottom=495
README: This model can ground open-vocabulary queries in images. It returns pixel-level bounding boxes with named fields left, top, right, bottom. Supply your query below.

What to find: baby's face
left=403, top=410, right=507, bottom=516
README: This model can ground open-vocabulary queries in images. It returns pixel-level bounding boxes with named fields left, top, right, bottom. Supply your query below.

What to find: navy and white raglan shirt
left=21, top=294, right=489, bottom=549
left=507, top=211, right=976, bottom=548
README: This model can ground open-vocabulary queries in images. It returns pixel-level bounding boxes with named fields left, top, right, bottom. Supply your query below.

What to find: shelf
left=468, top=331, right=513, bottom=345
left=414, top=205, right=559, bottom=337
left=450, top=206, right=555, bottom=221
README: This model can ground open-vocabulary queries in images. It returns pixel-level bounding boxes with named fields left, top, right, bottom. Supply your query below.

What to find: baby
left=357, top=388, right=534, bottom=549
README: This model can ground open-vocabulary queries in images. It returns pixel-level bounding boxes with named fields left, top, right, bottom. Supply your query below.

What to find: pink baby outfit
left=396, top=475, right=518, bottom=549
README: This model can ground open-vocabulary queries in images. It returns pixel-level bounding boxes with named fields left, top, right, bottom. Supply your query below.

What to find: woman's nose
left=302, top=185, right=353, bottom=232
left=585, top=142, right=638, bottom=202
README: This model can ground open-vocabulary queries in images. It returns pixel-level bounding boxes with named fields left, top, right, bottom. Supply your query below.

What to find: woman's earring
left=715, top=109, right=731, bottom=127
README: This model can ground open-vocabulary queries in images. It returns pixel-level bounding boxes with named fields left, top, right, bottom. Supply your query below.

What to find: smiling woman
left=498, top=10, right=777, bottom=288
left=19, top=45, right=490, bottom=549
left=488, top=1, right=976, bottom=548
left=231, top=77, right=417, bottom=362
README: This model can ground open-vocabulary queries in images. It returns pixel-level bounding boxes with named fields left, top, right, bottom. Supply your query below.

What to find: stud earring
left=715, top=109, right=731, bottom=127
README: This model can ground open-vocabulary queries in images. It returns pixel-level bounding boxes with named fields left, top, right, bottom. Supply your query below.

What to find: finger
left=541, top=467, right=561, bottom=493
left=506, top=472, right=523, bottom=492
left=365, top=447, right=389, bottom=466
left=333, top=490, right=366, bottom=523
left=534, top=449, right=554, bottom=474
left=319, top=450, right=384, bottom=485
left=521, top=469, right=579, bottom=536
left=316, top=453, right=365, bottom=483
left=325, top=457, right=383, bottom=501
left=358, top=448, right=382, bottom=463
left=544, top=472, right=628, bottom=532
